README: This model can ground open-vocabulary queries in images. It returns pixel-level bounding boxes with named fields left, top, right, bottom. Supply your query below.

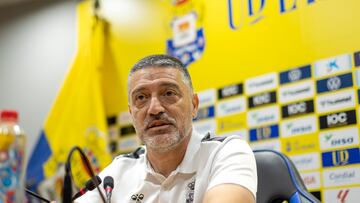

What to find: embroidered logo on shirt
left=131, top=193, right=144, bottom=203
left=185, top=178, right=196, bottom=203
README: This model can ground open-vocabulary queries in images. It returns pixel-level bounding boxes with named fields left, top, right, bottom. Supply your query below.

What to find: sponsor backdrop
left=69, top=0, right=360, bottom=202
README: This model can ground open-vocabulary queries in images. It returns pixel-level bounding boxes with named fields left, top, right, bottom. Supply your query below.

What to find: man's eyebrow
left=158, top=82, right=181, bottom=90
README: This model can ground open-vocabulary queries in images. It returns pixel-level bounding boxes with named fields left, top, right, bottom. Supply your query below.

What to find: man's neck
left=147, top=135, right=191, bottom=177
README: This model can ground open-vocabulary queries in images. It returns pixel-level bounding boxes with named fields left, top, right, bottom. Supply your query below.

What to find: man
left=76, top=54, right=257, bottom=203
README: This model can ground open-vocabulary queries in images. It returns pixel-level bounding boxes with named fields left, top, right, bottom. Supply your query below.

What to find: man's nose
left=147, top=96, right=165, bottom=115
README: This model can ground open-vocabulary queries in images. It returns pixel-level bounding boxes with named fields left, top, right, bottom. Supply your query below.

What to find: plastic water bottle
left=0, top=110, right=26, bottom=203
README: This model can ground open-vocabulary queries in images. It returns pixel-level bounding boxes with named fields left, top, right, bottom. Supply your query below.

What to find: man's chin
left=142, top=133, right=182, bottom=152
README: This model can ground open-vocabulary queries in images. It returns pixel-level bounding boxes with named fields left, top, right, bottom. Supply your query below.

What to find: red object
left=0, top=110, right=18, bottom=122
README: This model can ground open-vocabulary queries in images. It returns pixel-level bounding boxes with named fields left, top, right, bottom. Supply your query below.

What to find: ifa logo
left=337, top=189, right=349, bottom=203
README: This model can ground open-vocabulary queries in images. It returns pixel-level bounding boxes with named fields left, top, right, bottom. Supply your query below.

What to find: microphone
left=72, top=175, right=102, bottom=200
left=103, top=176, right=114, bottom=203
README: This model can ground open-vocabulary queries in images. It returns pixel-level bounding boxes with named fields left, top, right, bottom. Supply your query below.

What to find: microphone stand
left=62, top=146, right=106, bottom=203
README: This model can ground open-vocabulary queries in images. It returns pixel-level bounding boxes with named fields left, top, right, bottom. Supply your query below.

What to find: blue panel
left=316, top=73, right=353, bottom=93
left=322, top=148, right=360, bottom=167
left=280, top=65, right=311, bottom=84
left=25, top=131, right=52, bottom=190
left=249, top=124, right=279, bottom=142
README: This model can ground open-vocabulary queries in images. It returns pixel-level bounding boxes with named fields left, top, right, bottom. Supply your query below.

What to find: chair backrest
left=253, top=150, right=320, bottom=203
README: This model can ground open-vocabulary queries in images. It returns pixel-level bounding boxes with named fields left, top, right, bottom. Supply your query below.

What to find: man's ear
left=192, top=93, right=199, bottom=119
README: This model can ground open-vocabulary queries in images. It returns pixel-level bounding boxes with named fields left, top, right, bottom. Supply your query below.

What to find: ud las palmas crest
left=166, top=0, right=205, bottom=67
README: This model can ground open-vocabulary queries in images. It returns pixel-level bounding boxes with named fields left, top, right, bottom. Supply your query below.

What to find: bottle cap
left=0, top=110, right=19, bottom=122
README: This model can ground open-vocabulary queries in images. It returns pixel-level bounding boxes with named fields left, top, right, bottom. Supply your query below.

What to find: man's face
left=128, top=67, right=198, bottom=152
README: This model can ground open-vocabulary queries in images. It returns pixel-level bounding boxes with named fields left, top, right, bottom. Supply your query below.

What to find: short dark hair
left=129, top=54, right=193, bottom=90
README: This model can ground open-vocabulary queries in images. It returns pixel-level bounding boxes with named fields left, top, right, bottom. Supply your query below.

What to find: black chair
left=253, top=150, right=320, bottom=203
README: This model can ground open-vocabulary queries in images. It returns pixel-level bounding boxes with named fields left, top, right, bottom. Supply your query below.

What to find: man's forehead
left=129, top=67, right=182, bottom=84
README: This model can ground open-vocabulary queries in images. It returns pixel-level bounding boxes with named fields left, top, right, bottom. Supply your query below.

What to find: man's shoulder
left=199, top=132, right=245, bottom=145
left=115, top=146, right=145, bottom=160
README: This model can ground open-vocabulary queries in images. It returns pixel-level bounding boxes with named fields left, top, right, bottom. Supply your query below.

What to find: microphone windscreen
left=85, top=175, right=102, bottom=190
left=104, top=176, right=114, bottom=189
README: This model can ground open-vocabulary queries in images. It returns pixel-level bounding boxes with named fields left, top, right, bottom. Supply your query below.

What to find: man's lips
left=147, top=120, right=173, bottom=129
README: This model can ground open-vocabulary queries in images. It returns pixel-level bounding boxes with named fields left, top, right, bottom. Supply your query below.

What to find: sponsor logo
left=316, top=89, right=356, bottom=113
left=283, top=134, right=318, bottom=154
left=217, top=113, right=246, bottom=133
left=248, top=91, right=276, bottom=108
left=322, top=148, right=360, bottom=167
left=216, top=97, right=246, bottom=117
left=281, top=115, right=317, bottom=137
left=337, top=189, right=349, bottom=203
left=247, top=105, right=279, bottom=127
left=279, top=80, right=314, bottom=103
left=354, top=51, right=360, bottom=67
left=193, top=119, right=217, bottom=134
left=316, top=73, right=353, bottom=94
left=218, top=83, right=243, bottom=99
left=194, top=105, right=215, bottom=121
left=319, top=109, right=357, bottom=129
left=228, top=0, right=318, bottom=30
left=281, top=100, right=314, bottom=118
left=324, top=187, right=360, bottom=203
left=322, top=167, right=360, bottom=187
left=327, top=76, right=342, bottom=91
left=249, top=124, right=279, bottom=142
left=198, top=89, right=216, bottom=107
left=300, top=171, right=321, bottom=189
left=280, top=65, right=311, bottom=84
left=245, top=73, right=278, bottom=95
left=289, top=153, right=319, bottom=171
left=314, top=54, right=352, bottom=77
left=250, top=139, right=281, bottom=151
left=319, top=127, right=359, bottom=150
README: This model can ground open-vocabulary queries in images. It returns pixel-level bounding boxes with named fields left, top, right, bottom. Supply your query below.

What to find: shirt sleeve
left=206, top=138, right=258, bottom=199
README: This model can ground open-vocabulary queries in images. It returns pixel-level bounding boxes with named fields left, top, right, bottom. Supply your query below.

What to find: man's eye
left=164, top=91, right=176, bottom=96
left=136, top=94, right=146, bottom=101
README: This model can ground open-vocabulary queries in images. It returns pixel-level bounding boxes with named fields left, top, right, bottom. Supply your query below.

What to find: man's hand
left=202, top=184, right=255, bottom=203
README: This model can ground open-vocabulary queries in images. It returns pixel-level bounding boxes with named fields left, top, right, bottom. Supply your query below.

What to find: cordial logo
left=288, top=68, right=302, bottom=81
left=327, top=76, right=342, bottom=91
left=323, top=167, right=359, bottom=187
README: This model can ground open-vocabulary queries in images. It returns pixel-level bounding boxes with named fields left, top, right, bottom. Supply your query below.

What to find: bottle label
left=0, top=144, right=24, bottom=202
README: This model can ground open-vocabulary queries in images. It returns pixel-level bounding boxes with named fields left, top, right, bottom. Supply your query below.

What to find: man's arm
left=202, top=183, right=255, bottom=203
